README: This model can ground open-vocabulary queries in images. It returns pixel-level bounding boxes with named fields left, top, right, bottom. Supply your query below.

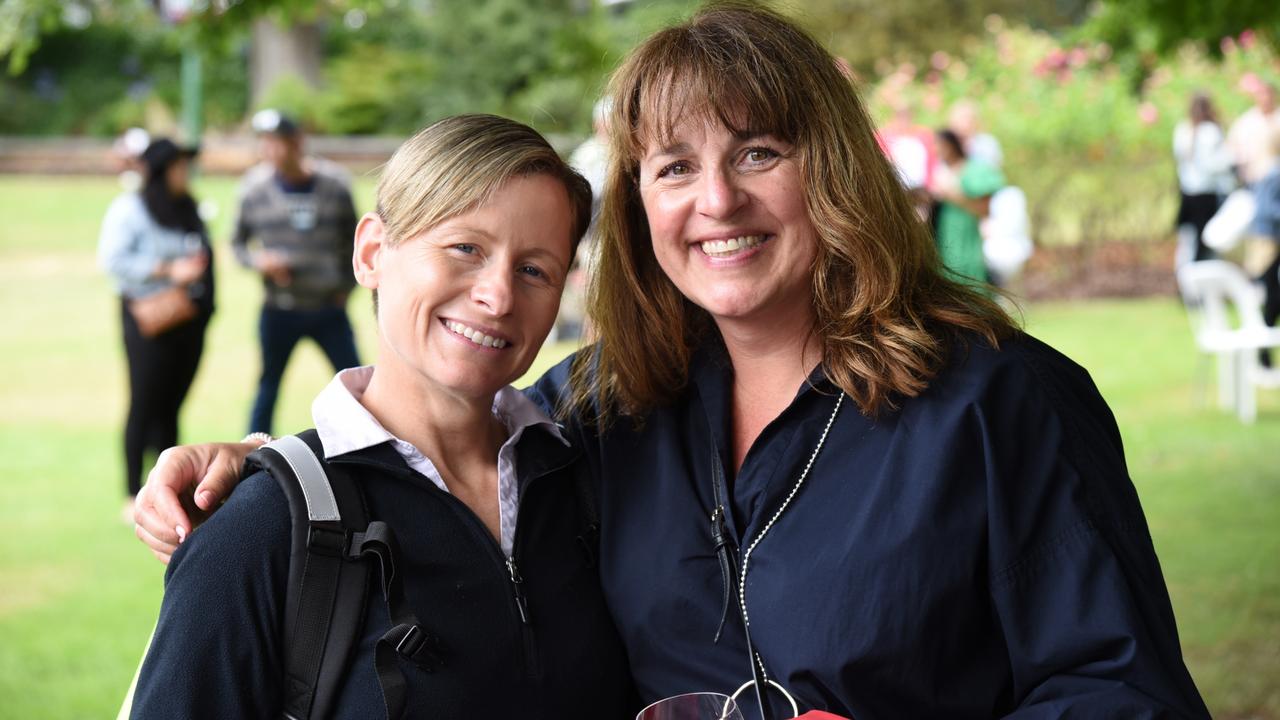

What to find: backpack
left=247, top=430, right=601, bottom=720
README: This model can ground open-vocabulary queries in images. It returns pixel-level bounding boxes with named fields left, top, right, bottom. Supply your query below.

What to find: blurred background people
left=1173, top=92, right=1234, bottom=268
left=97, top=138, right=215, bottom=522
left=1249, top=125, right=1280, bottom=366
left=949, top=98, right=1004, bottom=168
left=931, top=128, right=1005, bottom=286
left=111, top=127, right=151, bottom=192
left=561, top=97, right=613, bottom=340
left=232, top=109, right=360, bottom=435
left=879, top=96, right=934, bottom=220
left=1227, top=80, right=1280, bottom=187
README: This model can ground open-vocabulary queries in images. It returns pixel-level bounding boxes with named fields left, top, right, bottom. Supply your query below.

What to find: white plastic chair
left=1176, top=260, right=1280, bottom=423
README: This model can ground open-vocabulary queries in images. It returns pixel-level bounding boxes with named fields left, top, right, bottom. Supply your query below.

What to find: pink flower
left=1220, top=36, right=1236, bottom=54
left=1240, top=72, right=1263, bottom=94
left=1068, top=48, right=1088, bottom=68
left=931, top=51, right=951, bottom=71
left=1239, top=29, right=1256, bottom=50
left=1138, top=102, right=1159, bottom=126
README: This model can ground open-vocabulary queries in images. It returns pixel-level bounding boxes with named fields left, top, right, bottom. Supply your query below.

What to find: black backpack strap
left=247, top=431, right=371, bottom=720
left=249, top=432, right=449, bottom=720
left=348, top=522, right=448, bottom=719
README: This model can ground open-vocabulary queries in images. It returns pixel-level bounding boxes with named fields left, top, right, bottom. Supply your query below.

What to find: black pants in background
left=1176, top=191, right=1222, bottom=263
left=1261, top=251, right=1280, bottom=367
left=120, top=299, right=209, bottom=497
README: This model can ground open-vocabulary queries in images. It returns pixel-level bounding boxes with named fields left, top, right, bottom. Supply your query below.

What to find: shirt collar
left=311, top=366, right=569, bottom=460
left=688, top=332, right=833, bottom=403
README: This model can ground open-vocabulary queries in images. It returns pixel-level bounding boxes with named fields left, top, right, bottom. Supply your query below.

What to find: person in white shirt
left=1227, top=81, right=1280, bottom=187
left=1173, top=92, right=1234, bottom=266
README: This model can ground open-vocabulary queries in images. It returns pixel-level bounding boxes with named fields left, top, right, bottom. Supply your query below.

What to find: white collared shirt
left=311, top=366, right=569, bottom=557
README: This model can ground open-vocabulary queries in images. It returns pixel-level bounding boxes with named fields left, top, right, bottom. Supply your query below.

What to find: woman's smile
left=441, top=318, right=512, bottom=350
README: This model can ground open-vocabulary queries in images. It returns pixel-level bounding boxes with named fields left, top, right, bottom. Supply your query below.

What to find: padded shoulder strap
left=246, top=430, right=371, bottom=720
left=266, top=434, right=341, bottom=523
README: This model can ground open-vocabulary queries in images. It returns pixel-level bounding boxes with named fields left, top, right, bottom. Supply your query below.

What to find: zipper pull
left=710, top=505, right=734, bottom=643
left=711, top=505, right=730, bottom=551
left=506, top=556, right=532, bottom=624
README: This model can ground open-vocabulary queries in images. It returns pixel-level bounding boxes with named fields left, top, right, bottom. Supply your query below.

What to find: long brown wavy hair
left=569, top=1, right=1017, bottom=421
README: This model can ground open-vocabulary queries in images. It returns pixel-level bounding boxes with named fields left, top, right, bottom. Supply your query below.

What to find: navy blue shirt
left=131, top=430, right=636, bottom=719
left=531, top=332, right=1209, bottom=719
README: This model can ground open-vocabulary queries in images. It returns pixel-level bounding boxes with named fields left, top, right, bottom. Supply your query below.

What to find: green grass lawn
left=1, top=175, right=1278, bottom=718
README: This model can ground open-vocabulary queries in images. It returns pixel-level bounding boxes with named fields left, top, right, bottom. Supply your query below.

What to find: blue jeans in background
left=249, top=305, right=360, bottom=434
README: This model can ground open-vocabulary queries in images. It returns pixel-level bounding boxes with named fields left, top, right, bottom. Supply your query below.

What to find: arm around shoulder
left=129, top=472, right=291, bottom=720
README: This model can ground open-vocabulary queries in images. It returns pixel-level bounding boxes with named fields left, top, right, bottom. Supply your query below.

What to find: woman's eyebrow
left=644, top=142, right=691, bottom=163
left=434, top=224, right=494, bottom=241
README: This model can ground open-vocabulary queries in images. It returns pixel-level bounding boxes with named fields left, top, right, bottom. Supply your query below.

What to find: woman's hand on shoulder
left=133, top=441, right=259, bottom=564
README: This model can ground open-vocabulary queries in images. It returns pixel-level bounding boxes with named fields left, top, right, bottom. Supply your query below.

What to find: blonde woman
left=128, top=115, right=634, bottom=719
left=137, top=5, right=1207, bottom=719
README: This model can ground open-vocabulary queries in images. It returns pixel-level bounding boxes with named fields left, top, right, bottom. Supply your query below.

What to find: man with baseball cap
left=233, top=109, right=360, bottom=434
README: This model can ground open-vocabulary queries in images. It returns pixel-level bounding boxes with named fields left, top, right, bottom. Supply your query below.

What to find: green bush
left=867, top=19, right=1279, bottom=168
left=0, top=21, right=247, bottom=137
left=863, top=19, right=1279, bottom=245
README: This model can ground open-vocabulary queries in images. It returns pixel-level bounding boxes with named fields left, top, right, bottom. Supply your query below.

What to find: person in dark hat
left=233, top=109, right=361, bottom=435
left=98, top=137, right=215, bottom=522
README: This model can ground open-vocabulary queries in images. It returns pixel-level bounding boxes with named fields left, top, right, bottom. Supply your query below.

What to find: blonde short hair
left=376, top=114, right=592, bottom=251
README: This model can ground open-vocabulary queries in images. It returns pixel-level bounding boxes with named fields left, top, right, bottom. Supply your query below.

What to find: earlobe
left=353, top=212, right=386, bottom=290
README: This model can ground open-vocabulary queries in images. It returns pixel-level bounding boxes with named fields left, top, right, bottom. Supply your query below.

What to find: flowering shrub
left=865, top=18, right=1280, bottom=246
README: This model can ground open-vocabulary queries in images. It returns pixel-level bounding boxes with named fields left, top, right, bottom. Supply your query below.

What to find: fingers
left=135, top=521, right=176, bottom=564
left=141, top=444, right=215, bottom=542
left=134, top=442, right=255, bottom=565
left=193, top=443, right=257, bottom=511
left=136, top=471, right=186, bottom=547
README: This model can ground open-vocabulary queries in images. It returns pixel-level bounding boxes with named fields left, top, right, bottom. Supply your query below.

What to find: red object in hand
left=792, top=713, right=849, bottom=720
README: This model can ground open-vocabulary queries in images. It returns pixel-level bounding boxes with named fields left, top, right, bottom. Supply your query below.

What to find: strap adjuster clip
left=395, top=625, right=424, bottom=658
left=307, top=525, right=347, bottom=558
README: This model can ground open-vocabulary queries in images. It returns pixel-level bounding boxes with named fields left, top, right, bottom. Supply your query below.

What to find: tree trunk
left=249, top=17, right=322, bottom=110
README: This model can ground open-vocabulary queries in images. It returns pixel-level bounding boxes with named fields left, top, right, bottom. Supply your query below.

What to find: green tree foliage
left=242, top=0, right=692, bottom=136
left=1, top=0, right=157, bottom=74
left=1086, top=0, right=1280, bottom=59
left=796, top=0, right=1089, bottom=77
left=0, top=16, right=248, bottom=135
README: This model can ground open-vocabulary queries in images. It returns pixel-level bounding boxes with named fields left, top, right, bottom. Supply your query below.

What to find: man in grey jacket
left=233, top=110, right=360, bottom=434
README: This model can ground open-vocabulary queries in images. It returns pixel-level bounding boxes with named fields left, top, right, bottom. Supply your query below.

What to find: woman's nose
left=695, top=167, right=746, bottom=219
left=470, top=265, right=515, bottom=316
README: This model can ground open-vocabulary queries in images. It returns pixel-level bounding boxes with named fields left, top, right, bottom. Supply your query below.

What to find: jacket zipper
left=336, top=456, right=547, bottom=680
left=505, top=556, right=532, bottom=624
